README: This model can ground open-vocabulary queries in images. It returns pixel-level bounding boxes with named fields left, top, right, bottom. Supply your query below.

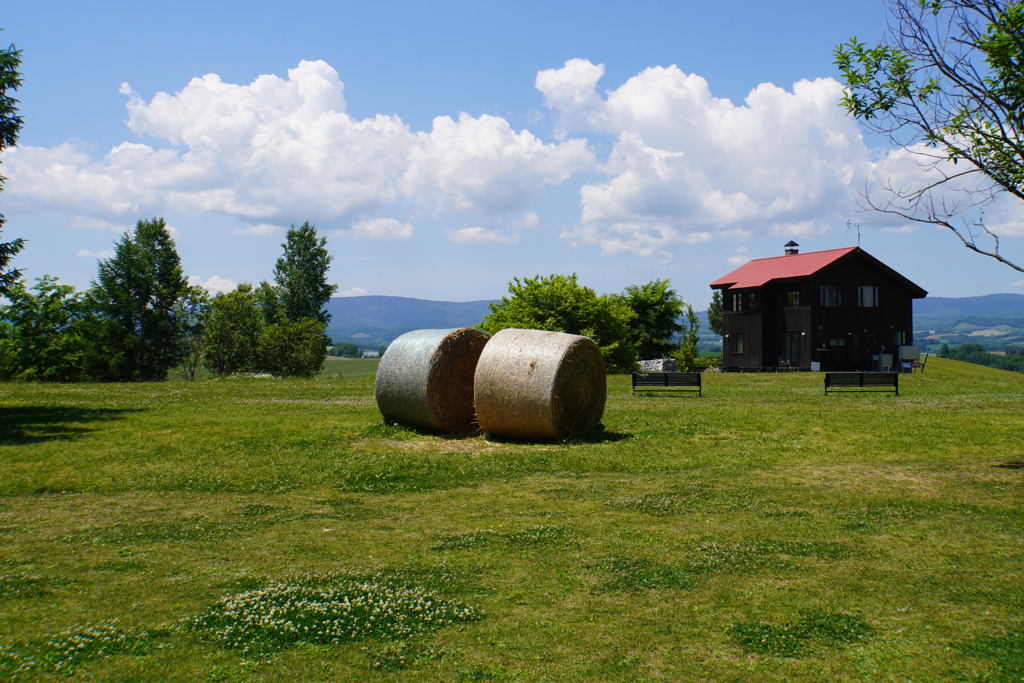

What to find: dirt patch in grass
left=793, top=463, right=946, bottom=494
left=376, top=438, right=515, bottom=454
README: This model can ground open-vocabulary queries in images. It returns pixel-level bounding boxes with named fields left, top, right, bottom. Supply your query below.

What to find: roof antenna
left=847, top=220, right=862, bottom=247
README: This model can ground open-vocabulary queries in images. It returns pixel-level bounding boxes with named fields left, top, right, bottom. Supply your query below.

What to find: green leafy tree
left=175, top=284, right=208, bottom=381
left=0, top=38, right=24, bottom=294
left=943, top=341, right=1024, bottom=373
left=672, top=305, right=702, bottom=371
left=202, top=284, right=265, bottom=376
left=618, top=279, right=684, bottom=360
left=330, top=342, right=360, bottom=358
left=202, top=282, right=328, bottom=378
left=480, top=273, right=637, bottom=371
left=254, top=280, right=286, bottom=325
left=835, top=0, right=1024, bottom=273
left=0, top=276, right=90, bottom=381
left=707, top=289, right=724, bottom=337
left=273, top=221, right=337, bottom=325
left=257, top=318, right=327, bottom=377
left=89, top=218, right=189, bottom=381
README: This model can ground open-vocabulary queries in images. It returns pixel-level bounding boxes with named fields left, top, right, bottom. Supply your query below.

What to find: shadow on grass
left=484, top=424, right=631, bottom=446
left=366, top=419, right=631, bottom=445
left=0, top=406, right=139, bottom=445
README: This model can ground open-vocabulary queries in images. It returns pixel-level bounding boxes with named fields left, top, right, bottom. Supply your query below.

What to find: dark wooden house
left=709, top=243, right=927, bottom=371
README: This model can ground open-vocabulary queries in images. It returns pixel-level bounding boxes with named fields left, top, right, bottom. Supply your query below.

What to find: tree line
left=0, top=219, right=337, bottom=382
left=938, top=342, right=1024, bottom=374
left=478, top=273, right=707, bottom=372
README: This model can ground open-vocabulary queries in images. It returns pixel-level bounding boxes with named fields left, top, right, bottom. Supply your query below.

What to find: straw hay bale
left=374, top=327, right=491, bottom=435
left=474, top=328, right=606, bottom=441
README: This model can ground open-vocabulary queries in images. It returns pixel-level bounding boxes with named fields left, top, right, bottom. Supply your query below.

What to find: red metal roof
left=710, top=247, right=859, bottom=289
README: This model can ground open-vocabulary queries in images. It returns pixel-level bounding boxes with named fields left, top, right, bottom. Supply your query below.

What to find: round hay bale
left=473, top=328, right=606, bottom=441
left=374, top=327, right=491, bottom=435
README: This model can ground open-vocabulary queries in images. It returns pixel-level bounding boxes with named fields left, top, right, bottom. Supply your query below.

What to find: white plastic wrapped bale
left=473, top=328, right=606, bottom=441
left=374, top=328, right=491, bottom=435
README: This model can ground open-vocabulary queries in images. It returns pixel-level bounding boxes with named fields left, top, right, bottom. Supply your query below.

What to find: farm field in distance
left=1, top=359, right=1022, bottom=681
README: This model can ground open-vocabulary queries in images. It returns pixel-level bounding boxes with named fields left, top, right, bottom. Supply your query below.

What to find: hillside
left=325, top=296, right=496, bottom=350
left=913, top=293, right=1024, bottom=352
left=325, top=293, right=1024, bottom=352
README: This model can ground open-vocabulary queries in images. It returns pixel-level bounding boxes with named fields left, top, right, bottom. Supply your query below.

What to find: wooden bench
left=632, top=372, right=702, bottom=396
left=824, top=372, right=899, bottom=395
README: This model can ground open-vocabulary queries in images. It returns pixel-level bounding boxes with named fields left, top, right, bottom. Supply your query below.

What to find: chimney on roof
left=784, top=240, right=799, bottom=256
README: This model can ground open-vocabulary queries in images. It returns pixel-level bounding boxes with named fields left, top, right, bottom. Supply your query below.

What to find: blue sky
left=4, top=0, right=1023, bottom=306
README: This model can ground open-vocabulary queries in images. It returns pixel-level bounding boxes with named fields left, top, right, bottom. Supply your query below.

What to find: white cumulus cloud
left=349, top=217, right=414, bottom=240
left=401, top=113, right=593, bottom=214
left=538, top=60, right=870, bottom=256
left=447, top=226, right=520, bottom=244
left=189, top=275, right=237, bottom=293
left=726, top=246, right=752, bottom=267
left=75, top=249, right=115, bottom=259
left=234, top=223, right=283, bottom=236
left=6, top=60, right=595, bottom=236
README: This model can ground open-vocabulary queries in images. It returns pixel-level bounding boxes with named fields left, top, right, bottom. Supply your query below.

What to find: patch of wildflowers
left=185, top=572, right=482, bottom=654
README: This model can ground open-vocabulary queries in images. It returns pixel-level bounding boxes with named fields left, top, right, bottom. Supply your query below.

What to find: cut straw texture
left=375, top=327, right=491, bottom=436
left=474, top=328, right=606, bottom=441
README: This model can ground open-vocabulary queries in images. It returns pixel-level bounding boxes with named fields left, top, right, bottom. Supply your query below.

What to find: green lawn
left=0, top=359, right=1021, bottom=681
left=320, top=356, right=381, bottom=379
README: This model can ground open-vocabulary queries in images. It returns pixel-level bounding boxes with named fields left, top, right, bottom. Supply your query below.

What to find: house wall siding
left=715, top=249, right=923, bottom=371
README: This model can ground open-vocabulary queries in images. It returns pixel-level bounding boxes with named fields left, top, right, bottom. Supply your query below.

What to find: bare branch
left=836, top=0, right=1024, bottom=272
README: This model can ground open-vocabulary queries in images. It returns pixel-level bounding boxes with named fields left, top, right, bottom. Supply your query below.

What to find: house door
left=784, top=331, right=801, bottom=367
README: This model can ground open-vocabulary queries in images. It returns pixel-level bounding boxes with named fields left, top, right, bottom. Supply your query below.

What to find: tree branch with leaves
left=835, top=0, right=1024, bottom=273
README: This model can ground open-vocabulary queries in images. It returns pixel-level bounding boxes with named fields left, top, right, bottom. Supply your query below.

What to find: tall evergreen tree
left=89, top=218, right=189, bottom=381
left=273, top=221, right=336, bottom=325
left=0, top=37, right=24, bottom=295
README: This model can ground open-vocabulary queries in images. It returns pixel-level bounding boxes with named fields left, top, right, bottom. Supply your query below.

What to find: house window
left=787, top=290, right=800, bottom=307
left=820, top=285, right=841, bottom=307
left=748, top=292, right=758, bottom=310
left=893, top=330, right=907, bottom=346
left=732, top=293, right=743, bottom=311
left=857, top=285, right=879, bottom=307
left=829, top=337, right=846, bottom=347
left=733, top=333, right=745, bottom=354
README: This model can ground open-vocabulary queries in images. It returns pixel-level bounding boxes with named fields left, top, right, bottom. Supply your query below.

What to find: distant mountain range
left=325, top=293, right=1024, bottom=352
left=914, top=293, right=1024, bottom=322
left=324, top=296, right=496, bottom=350
left=913, top=293, right=1024, bottom=351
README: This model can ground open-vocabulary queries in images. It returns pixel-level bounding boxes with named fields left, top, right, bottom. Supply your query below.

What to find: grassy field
left=0, top=358, right=1021, bottom=681
left=319, top=357, right=381, bottom=379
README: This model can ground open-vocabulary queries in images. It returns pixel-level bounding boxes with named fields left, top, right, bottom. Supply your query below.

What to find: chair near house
left=911, top=352, right=929, bottom=373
